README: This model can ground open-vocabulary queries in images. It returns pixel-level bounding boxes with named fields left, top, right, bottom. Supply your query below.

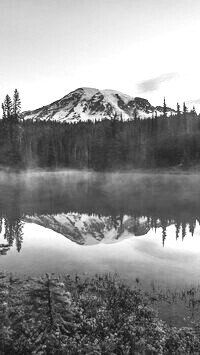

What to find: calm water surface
left=0, top=170, right=200, bottom=287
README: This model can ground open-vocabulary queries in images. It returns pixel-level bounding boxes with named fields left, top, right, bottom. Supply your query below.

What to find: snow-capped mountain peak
left=22, top=87, right=176, bottom=123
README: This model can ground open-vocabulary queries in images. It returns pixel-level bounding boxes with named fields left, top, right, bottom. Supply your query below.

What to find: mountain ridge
left=22, top=87, right=176, bottom=123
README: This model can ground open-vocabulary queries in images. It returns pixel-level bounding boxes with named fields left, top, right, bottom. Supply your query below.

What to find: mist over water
left=0, top=169, right=200, bottom=285
left=0, top=168, right=200, bottom=216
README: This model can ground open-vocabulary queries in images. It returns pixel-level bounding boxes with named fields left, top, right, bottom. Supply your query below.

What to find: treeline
left=1, top=91, right=200, bottom=169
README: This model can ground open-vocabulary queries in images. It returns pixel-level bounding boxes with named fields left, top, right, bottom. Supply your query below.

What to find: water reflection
left=0, top=217, right=23, bottom=254
left=0, top=170, right=199, bottom=254
left=2, top=220, right=200, bottom=286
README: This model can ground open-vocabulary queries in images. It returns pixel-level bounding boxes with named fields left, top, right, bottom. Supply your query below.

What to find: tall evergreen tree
left=133, top=107, right=138, bottom=120
left=177, top=102, right=181, bottom=118
left=12, top=89, right=21, bottom=121
left=163, top=97, right=167, bottom=118
left=1, top=104, right=6, bottom=120
left=3, top=95, right=12, bottom=121
left=191, top=105, right=197, bottom=118
left=183, top=102, right=187, bottom=118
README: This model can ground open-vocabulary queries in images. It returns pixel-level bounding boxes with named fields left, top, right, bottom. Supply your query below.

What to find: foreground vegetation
left=1, top=272, right=200, bottom=354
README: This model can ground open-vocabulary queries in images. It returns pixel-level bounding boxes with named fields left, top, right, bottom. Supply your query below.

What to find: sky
left=1, top=0, right=200, bottom=111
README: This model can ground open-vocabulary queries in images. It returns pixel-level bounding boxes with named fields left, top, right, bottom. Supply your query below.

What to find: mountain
left=22, top=87, right=176, bottom=123
left=24, top=213, right=161, bottom=245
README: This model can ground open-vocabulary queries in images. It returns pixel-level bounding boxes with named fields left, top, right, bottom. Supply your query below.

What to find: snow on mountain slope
left=23, top=213, right=158, bottom=245
left=22, top=87, right=176, bottom=123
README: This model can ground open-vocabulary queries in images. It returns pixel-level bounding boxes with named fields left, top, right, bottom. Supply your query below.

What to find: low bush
left=0, top=272, right=199, bottom=354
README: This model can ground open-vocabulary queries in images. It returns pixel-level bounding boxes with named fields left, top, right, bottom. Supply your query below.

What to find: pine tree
left=28, top=274, right=73, bottom=329
left=4, top=95, right=12, bottom=121
left=163, top=97, right=167, bottom=118
left=26, top=274, right=73, bottom=353
left=133, top=107, right=138, bottom=120
left=12, top=89, right=21, bottom=121
left=177, top=102, right=181, bottom=118
left=1, top=104, right=6, bottom=120
left=183, top=102, right=187, bottom=118
left=191, top=105, right=197, bottom=119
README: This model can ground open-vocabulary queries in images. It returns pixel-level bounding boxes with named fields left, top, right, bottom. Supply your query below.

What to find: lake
left=0, top=169, right=200, bottom=288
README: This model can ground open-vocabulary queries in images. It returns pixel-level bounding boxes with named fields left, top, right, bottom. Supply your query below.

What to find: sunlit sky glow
left=1, top=0, right=200, bottom=111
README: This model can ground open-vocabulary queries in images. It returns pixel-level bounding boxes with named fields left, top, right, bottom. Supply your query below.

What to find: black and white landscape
left=22, top=87, right=176, bottom=122
left=1, top=1, right=200, bottom=354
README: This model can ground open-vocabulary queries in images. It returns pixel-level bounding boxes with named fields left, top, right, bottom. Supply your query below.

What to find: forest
left=1, top=90, right=200, bottom=170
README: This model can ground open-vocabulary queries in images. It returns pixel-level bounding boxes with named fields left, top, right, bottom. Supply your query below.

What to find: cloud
left=186, top=98, right=200, bottom=105
left=137, top=72, right=178, bottom=93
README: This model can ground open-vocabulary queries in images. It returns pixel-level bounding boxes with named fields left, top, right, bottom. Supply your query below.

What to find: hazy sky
left=1, top=0, right=200, bottom=111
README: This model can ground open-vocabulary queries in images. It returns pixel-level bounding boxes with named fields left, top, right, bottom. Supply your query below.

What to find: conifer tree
left=183, top=102, right=187, bottom=118
left=177, top=102, right=181, bottom=118
left=1, top=104, right=6, bottom=120
left=28, top=274, right=73, bottom=328
left=12, top=89, right=21, bottom=121
left=4, top=95, right=12, bottom=121
left=163, top=97, right=167, bottom=118
left=24, top=274, right=73, bottom=353
left=191, top=105, right=197, bottom=118
left=133, top=107, right=138, bottom=120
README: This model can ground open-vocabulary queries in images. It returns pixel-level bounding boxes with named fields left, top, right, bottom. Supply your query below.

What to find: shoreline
left=0, top=165, right=200, bottom=175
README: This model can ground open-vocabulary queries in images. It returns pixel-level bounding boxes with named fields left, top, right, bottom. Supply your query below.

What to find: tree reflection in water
left=0, top=212, right=199, bottom=255
left=0, top=171, right=200, bottom=254
left=0, top=216, right=23, bottom=255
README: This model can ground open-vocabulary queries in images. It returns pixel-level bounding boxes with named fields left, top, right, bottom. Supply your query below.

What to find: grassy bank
left=0, top=272, right=200, bottom=354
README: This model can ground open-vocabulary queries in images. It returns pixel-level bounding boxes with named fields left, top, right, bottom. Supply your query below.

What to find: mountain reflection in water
left=0, top=212, right=197, bottom=256
left=0, top=170, right=200, bottom=283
